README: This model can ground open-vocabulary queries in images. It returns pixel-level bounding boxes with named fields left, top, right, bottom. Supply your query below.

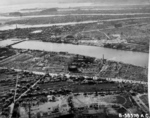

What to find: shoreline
left=0, top=39, right=149, bottom=53
left=0, top=21, right=149, bottom=53
left=11, top=45, right=148, bottom=68
left=41, top=40, right=149, bottom=53
left=0, top=48, right=148, bottom=82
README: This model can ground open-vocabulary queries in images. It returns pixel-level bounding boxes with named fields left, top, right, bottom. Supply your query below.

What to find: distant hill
left=9, top=12, right=22, bottom=16
left=20, top=8, right=39, bottom=11
left=39, top=8, right=57, bottom=14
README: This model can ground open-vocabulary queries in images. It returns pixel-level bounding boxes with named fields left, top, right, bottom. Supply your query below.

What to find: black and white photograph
left=0, top=0, right=149, bottom=118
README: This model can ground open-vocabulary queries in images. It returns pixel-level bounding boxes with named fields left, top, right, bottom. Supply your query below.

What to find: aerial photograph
left=0, top=0, right=149, bottom=118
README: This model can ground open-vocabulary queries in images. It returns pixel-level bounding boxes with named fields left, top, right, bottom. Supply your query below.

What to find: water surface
left=12, top=40, right=148, bottom=67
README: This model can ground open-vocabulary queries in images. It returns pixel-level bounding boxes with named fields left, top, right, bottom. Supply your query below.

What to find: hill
left=39, top=8, right=57, bottom=14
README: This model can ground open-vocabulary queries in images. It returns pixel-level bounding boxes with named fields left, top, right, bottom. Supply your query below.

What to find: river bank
left=0, top=38, right=148, bottom=67
left=0, top=48, right=148, bottom=82
left=0, top=18, right=149, bottom=53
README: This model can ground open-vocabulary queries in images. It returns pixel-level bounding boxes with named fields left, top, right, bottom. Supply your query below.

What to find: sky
left=0, top=0, right=149, bottom=6
left=0, top=0, right=58, bottom=6
left=0, top=0, right=92, bottom=13
left=0, top=0, right=149, bottom=12
left=0, top=0, right=61, bottom=13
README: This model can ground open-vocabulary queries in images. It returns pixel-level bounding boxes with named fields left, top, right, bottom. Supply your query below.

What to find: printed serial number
left=119, top=113, right=150, bottom=118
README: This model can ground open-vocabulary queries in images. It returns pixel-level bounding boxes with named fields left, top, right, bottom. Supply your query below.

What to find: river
left=0, top=16, right=149, bottom=67
left=12, top=40, right=148, bottom=67
left=0, top=38, right=24, bottom=47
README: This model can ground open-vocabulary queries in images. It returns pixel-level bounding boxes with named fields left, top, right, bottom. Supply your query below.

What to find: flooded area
left=12, top=40, right=148, bottom=67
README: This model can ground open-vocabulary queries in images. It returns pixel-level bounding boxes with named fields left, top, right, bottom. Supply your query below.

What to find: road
left=15, top=79, right=41, bottom=102
left=8, top=74, right=41, bottom=118
left=135, top=93, right=149, bottom=113
left=0, top=68, right=146, bottom=85
left=9, top=75, right=19, bottom=118
left=0, top=67, right=147, bottom=85
left=106, top=78, right=147, bottom=85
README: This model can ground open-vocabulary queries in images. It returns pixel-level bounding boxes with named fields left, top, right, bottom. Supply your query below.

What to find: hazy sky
left=0, top=0, right=58, bottom=6
left=0, top=0, right=149, bottom=6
